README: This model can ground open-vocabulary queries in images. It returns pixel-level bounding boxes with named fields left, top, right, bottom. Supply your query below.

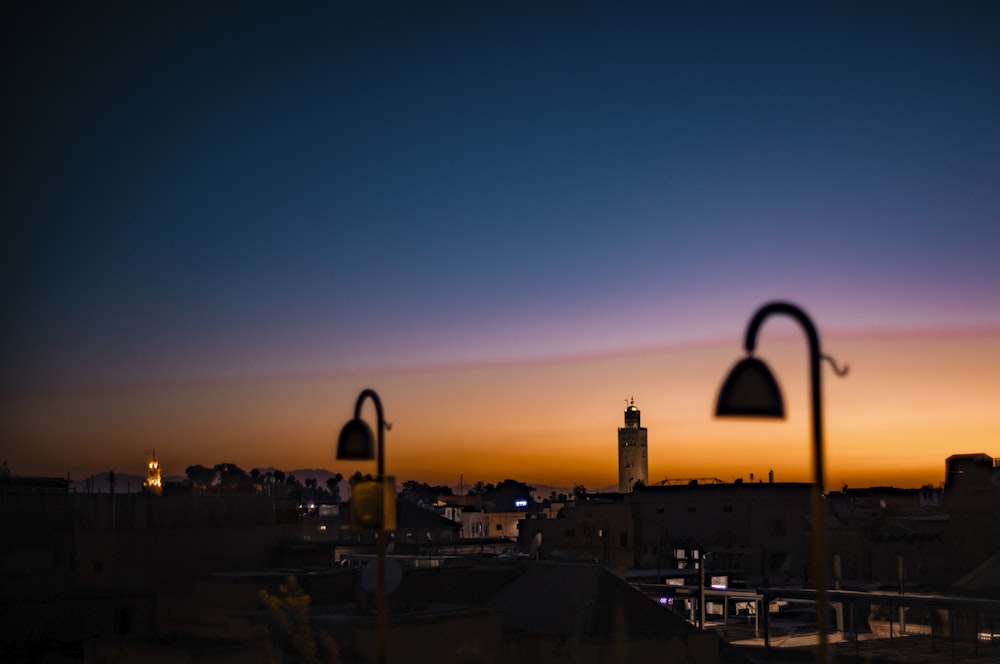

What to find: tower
left=144, top=449, right=162, bottom=495
left=618, top=397, right=648, bottom=492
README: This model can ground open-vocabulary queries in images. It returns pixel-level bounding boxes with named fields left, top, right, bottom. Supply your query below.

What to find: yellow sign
left=350, top=477, right=396, bottom=530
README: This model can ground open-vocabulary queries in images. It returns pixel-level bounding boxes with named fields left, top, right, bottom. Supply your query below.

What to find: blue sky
left=3, top=2, right=999, bottom=481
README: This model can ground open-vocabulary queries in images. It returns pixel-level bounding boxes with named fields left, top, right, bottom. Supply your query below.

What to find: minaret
left=618, top=397, right=648, bottom=492
left=144, top=450, right=163, bottom=495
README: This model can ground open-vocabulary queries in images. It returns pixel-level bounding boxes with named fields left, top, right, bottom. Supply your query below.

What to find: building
left=522, top=482, right=815, bottom=585
left=945, top=452, right=1000, bottom=489
left=143, top=450, right=162, bottom=495
left=618, top=398, right=648, bottom=492
left=87, top=561, right=726, bottom=664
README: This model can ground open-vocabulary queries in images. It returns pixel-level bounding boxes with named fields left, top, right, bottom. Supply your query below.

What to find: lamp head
left=336, top=418, right=376, bottom=460
left=715, top=356, right=785, bottom=418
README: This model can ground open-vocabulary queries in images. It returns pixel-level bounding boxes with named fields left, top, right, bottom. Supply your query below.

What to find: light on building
left=144, top=450, right=162, bottom=495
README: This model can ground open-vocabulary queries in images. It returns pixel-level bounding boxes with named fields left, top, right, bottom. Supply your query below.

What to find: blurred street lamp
left=337, top=388, right=394, bottom=664
left=715, top=302, right=847, bottom=664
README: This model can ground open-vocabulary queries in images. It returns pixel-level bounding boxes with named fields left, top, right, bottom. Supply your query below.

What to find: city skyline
left=8, top=325, right=999, bottom=491
left=3, top=3, right=999, bottom=490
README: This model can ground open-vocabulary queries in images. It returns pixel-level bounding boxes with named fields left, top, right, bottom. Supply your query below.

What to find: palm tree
left=325, top=473, right=344, bottom=503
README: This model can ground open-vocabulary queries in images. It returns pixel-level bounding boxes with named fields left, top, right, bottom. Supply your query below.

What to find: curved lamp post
left=715, top=302, right=847, bottom=664
left=337, top=388, right=391, bottom=664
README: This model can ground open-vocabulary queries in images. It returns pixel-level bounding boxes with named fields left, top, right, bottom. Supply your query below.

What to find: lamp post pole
left=357, top=389, right=387, bottom=664
left=344, top=389, right=388, bottom=664
left=740, top=302, right=839, bottom=664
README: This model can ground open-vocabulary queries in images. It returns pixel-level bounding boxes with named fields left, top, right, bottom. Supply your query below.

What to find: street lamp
left=337, top=388, right=394, bottom=664
left=715, top=302, right=847, bottom=664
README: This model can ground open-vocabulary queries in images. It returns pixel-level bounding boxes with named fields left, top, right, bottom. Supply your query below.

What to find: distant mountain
left=71, top=471, right=146, bottom=494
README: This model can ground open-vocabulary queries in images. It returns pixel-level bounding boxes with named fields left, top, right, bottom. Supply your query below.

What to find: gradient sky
left=3, top=2, right=999, bottom=490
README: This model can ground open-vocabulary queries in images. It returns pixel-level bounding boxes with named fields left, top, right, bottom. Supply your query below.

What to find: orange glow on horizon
left=2, top=329, right=998, bottom=491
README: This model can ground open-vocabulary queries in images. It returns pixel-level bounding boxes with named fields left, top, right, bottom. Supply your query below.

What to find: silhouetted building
left=523, top=482, right=815, bottom=583
left=88, top=561, right=725, bottom=663
left=618, top=398, right=648, bottom=492
left=945, top=452, right=999, bottom=489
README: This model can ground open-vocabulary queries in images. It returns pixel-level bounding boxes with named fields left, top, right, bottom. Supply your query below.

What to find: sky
left=2, top=1, right=999, bottom=491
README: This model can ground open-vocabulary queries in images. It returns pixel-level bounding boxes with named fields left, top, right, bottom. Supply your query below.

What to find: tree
left=325, top=474, right=343, bottom=503
left=468, top=481, right=493, bottom=496
left=572, top=484, right=587, bottom=499
left=349, top=471, right=373, bottom=484
left=399, top=480, right=453, bottom=505
left=491, top=479, right=534, bottom=508
left=258, top=576, right=339, bottom=663
left=214, top=463, right=250, bottom=491
left=285, top=474, right=303, bottom=499
left=185, top=464, right=216, bottom=489
left=467, top=479, right=534, bottom=509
